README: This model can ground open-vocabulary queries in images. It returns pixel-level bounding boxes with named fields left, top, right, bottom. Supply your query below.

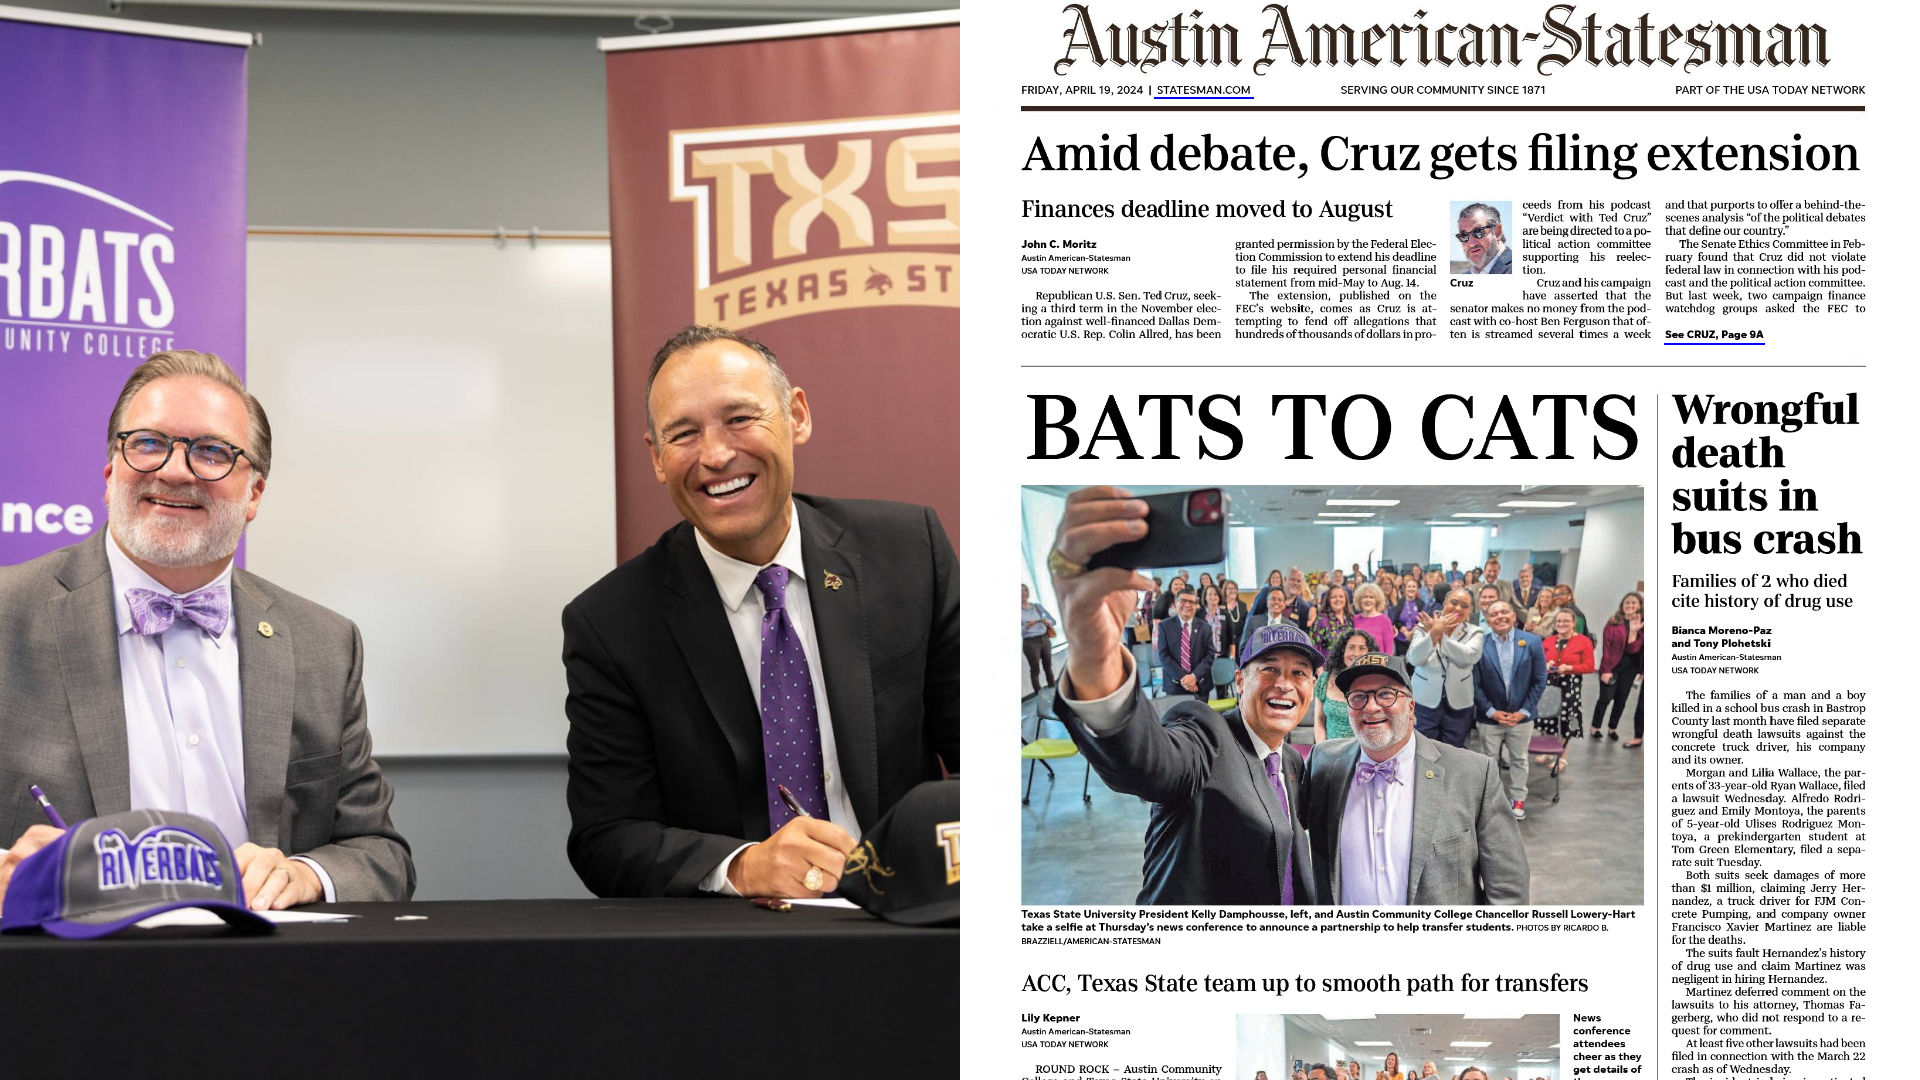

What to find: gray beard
left=1356, top=711, right=1413, bottom=751
left=107, top=479, right=249, bottom=568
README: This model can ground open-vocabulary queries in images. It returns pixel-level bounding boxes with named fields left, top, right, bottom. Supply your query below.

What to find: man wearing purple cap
left=0, top=351, right=413, bottom=917
left=1299, top=653, right=1528, bottom=905
left=1045, top=487, right=1313, bottom=905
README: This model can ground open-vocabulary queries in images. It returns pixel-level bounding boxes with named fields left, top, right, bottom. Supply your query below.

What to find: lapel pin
left=258, top=621, right=274, bottom=638
left=823, top=570, right=843, bottom=591
left=1425, top=770, right=1435, bottom=779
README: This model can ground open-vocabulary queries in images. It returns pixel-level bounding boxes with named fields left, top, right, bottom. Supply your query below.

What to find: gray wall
left=381, top=757, right=587, bottom=899
left=11, top=0, right=761, bottom=898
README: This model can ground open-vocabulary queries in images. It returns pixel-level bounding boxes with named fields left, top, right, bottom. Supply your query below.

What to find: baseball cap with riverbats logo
left=1240, top=622, right=1325, bottom=670
left=1, top=809, right=273, bottom=939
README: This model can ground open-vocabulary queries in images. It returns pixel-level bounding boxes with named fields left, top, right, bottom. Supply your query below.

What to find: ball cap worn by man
left=0, top=809, right=273, bottom=939
left=836, top=778, right=958, bottom=927
left=1240, top=622, right=1326, bottom=670
left=1333, top=652, right=1413, bottom=694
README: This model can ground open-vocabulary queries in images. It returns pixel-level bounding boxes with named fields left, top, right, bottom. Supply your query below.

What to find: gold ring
left=1047, top=548, right=1087, bottom=579
left=803, top=865, right=825, bottom=892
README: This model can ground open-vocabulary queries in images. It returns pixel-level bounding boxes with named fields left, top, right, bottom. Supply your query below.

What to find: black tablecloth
left=2, top=899, right=958, bottom=1075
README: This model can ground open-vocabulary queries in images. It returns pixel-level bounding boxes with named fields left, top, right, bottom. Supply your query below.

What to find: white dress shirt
left=1337, top=736, right=1416, bottom=905
left=694, top=506, right=861, bottom=894
left=105, top=531, right=335, bottom=901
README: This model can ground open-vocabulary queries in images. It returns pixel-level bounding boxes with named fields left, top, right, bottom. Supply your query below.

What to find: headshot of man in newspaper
left=1453, top=201, right=1513, bottom=275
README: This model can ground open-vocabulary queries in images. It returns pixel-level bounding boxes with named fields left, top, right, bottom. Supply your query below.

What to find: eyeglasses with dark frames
left=1454, top=224, right=1498, bottom=243
left=1347, top=687, right=1410, bottom=709
left=115, top=429, right=253, bottom=482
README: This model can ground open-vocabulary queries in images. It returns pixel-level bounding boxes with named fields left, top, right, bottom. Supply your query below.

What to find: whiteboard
left=245, top=235, right=615, bottom=755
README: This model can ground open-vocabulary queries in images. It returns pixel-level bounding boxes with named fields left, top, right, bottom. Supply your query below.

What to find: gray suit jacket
left=0, top=534, right=414, bottom=900
left=1302, top=733, right=1528, bottom=905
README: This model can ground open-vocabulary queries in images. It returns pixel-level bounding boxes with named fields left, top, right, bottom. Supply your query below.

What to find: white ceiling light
left=1499, top=499, right=1578, bottom=508
left=1424, top=520, right=1473, bottom=526
left=1326, top=499, right=1400, bottom=507
left=1452, top=1041, right=1493, bottom=1048
left=1452, top=512, right=1511, bottom=518
left=1319, top=512, right=1376, bottom=518
left=1352, top=1041, right=1395, bottom=1047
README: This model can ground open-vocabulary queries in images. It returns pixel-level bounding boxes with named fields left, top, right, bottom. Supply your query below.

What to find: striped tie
left=1180, top=621, right=1191, bottom=673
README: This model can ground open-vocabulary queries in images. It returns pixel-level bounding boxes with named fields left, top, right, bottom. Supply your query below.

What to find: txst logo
left=95, top=824, right=225, bottom=892
left=0, top=170, right=178, bottom=358
left=671, top=112, right=959, bottom=329
left=936, top=820, right=960, bottom=886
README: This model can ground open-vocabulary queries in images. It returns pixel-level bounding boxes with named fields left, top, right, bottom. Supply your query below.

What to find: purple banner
left=0, top=16, right=247, bottom=565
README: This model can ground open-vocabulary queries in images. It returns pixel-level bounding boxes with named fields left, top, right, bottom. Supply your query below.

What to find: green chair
left=1022, top=688, right=1090, bottom=805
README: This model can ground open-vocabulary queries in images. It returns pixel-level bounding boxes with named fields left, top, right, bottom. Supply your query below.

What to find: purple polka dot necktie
left=1263, top=752, right=1295, bottom=905
left=754, top=566, right=829, bottom=830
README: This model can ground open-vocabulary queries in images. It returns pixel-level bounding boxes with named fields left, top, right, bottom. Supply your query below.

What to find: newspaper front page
left=967, top=3, right=1896, bottom=1078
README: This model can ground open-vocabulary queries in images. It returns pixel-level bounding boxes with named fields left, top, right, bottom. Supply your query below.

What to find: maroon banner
left=605, top=16, right=959, bottom=562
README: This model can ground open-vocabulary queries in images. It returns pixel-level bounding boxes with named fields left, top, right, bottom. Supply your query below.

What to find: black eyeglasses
left=115, top=429, right=253, bottom=482
left=1455, top=225, right=1498, bottom=242
left=1347, top=688, right=1410, bottom=709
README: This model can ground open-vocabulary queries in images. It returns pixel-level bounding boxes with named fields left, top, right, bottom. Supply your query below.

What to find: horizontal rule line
left=0, top=316, right=159, bottom=333
left=1017, top=363, right=1863, bottom=368
left=1020, top=104, right=1867, bottom=112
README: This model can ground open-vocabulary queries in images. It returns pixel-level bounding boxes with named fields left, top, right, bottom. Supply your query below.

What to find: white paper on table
left=133, top=908, right=361, bottom=928
left=782, top=898, right=860, bottom=909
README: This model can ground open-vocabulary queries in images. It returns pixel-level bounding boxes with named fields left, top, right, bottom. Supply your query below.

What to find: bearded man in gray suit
left=1302, top=653, right=1528, bottom=905
left=0, top=351, right=413, bottom=917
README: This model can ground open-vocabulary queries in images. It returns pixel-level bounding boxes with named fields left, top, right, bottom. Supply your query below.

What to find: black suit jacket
left=1155, top=615, right=1216, bottom=698
left=1054, top=690, right=1312, bottom=905
left=561, top=495, right=960, bottom=897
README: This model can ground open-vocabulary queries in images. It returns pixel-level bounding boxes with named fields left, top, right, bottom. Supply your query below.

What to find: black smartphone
left=1086, top=488, right=1227, bottom=571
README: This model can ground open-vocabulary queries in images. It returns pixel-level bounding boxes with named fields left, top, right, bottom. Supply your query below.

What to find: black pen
left=775, top=783, right=811, bottom=820
left=29, top=785, right=67, bottom=829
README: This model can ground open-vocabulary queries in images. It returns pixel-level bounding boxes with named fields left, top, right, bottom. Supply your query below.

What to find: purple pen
left=29, top=785, right=68, bottom=829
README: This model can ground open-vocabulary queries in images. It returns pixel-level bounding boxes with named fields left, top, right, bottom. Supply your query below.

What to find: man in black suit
left=1045, top=487, right=1315, bottom=905
left=1154, top=587, right=1215, bottom=699
left=561, top=326, right=959, bottom=899
left=1238, top=585, right=1288, bottom=656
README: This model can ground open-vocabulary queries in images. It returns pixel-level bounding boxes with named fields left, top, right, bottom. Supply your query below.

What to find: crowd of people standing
left=1034, top=551, right=1647, bottom=821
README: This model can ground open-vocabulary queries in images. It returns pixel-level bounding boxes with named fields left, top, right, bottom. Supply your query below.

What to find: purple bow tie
left=126, top=586, right=231, bottom=638
left=1355, top=757, right=1400, bottom=785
